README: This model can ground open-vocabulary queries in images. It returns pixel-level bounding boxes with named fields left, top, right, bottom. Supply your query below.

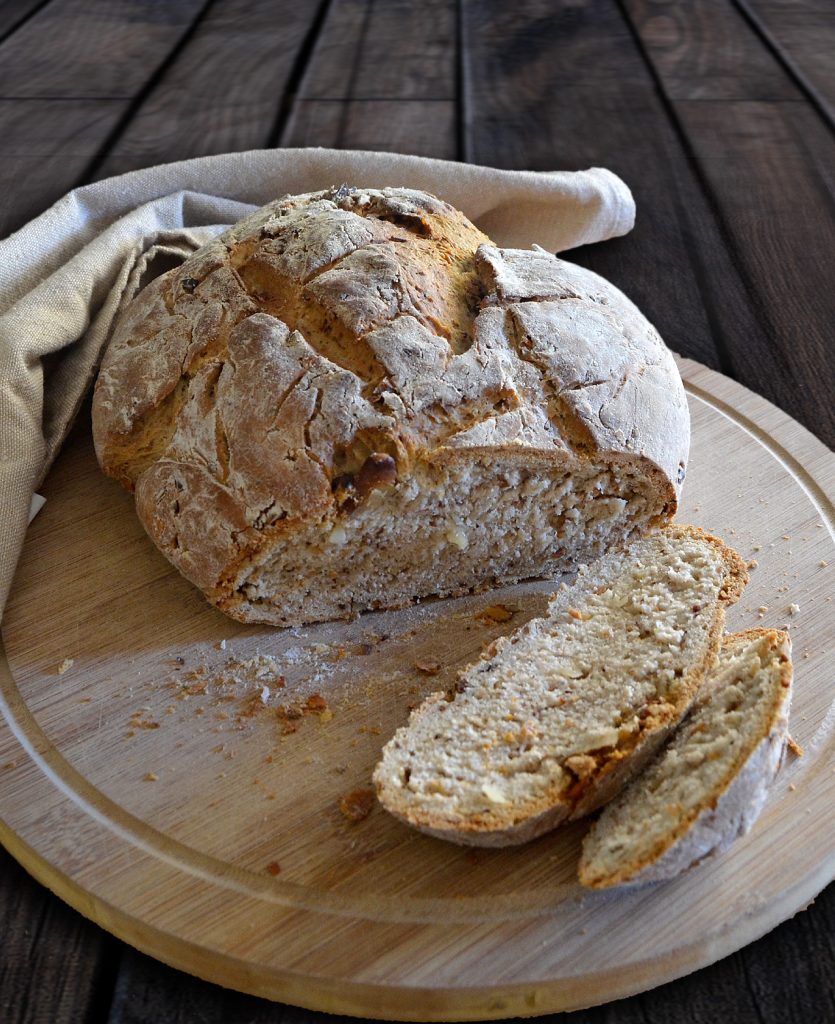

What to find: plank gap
left=266, top=0, right=335, bottom=148
left=77, top=0, right=219, bottom=185
left=612, top=0, right=739, bottom=380
left=733, top=0, right=835, bottom=134
left=0, top=0, right=55, bottom=48
left=80, top=939, right=123, bottom=1024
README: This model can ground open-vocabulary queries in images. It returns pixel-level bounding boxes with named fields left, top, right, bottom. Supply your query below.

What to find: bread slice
left=578, top=628, right=792, bottom=888
left=373, top=525, right=748, bottom=846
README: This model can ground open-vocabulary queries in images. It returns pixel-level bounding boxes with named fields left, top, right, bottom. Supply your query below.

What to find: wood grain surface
left=2, top=1, right=834, bottom=1021
left=91, top=0, right=326, bottom=180
left=1, top=359, right=833, bottom=1020
left=624, top=0, right=835, bottom=449
left=742, top=0, right=835, bottom=123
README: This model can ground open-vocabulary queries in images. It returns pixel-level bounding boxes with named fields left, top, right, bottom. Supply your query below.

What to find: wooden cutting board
left=1, top=357, right=833, bottom=1020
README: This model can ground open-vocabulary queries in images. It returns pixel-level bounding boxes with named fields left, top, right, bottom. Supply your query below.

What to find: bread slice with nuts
left=92, top=186, right=689, bottom=626
left=578, top=628, right=792, bottom=888
left=373, top=525, right=748, bottom=846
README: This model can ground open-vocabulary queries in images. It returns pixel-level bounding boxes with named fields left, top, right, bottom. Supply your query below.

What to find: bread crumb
left=787, top=735, right=804, bottom=758
left=746, top=560, right=758, bottom=570
left=57, top=658, right=74, bottom=675
left=788, top=603, right=800, bottom=616
left=3, top=760, right=18, bottom=770
left=144, top=772, right=159, bottom=782
left=568, top=607, right=592, bottom=621
left=819, top=560, right=828, bottom=568
left=415, top=660, right=441, bottom=675
left=564, top=753, right=597, bottom=780
left=339, top=788, right=375, bottom=823
left=266, top=860, right=281, bottom=876
left=752, top=544, right=762, bottom=552
left=782, top=534, right=791, bottom=541
left=788, top=783, right=797, bottom=792
left=476, top=604, right=514, bottom=624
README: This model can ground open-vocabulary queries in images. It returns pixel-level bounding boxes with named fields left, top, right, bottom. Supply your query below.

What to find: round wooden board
left=1, top=357, right=833, bottom=1020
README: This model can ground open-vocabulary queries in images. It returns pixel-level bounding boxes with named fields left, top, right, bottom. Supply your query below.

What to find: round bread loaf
left=92, top=186, right=690, bottom=625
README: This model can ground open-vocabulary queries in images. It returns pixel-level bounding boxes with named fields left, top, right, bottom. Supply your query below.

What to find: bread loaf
left=92, top=187, right=689, bottom=625
left=579, top=628, right=792, bottom=888
left=373, top=525, right=747, bottom=846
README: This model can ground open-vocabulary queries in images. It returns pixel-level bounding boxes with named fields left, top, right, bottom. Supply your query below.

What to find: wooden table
left=1, top=2, right=833, bottom=1021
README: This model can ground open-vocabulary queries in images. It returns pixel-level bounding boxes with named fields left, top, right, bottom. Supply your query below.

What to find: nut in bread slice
left=373, top=525, right=748, bottom=846
left=579, top=627, right=793, bottom=888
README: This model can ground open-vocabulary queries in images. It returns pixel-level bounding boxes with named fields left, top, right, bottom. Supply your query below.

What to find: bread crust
left=568, top=525, right=749, bottom=820
left=578, top=627, right=792, bottom=888
left=374, top=525, right=748, bottom=846
left=92, top=187, right=690, bottom=624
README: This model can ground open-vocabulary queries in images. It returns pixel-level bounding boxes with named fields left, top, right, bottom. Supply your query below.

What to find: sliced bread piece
left=578, top=628, right=792, bottom=888
left=373, top=525, right=748, bottom=846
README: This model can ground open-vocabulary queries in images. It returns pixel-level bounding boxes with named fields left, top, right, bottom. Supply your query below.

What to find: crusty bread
left=578, top=628, right=792, bottom=888
left=373, top=525, right=747, bottom=846
left=92, top=186, right=689, bottom=626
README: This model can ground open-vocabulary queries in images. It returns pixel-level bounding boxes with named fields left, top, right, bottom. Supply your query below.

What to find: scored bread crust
left=92, top=186, right=689, bottom=625
left=578, top=627, right=793, bottom=888
left=373, top=525, right=748, bottom=847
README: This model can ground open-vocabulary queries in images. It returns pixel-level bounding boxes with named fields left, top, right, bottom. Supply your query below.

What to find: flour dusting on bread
left=92, top=187, right=689, bottom=626
left=579, top=628, right=792, bottom=888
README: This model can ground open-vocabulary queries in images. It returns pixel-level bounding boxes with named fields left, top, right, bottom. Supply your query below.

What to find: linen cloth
left=0, top=147, right=635, bottom=621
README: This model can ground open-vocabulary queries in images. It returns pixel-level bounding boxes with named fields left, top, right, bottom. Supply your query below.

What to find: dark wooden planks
left=297, top=0, right=457, bottom=99
left=623, top=0, right=835, bottom=449
left=0, top=847, right=117, bottom=1024
left=0, top=98, right=124, bottom=236
left=742, top=0, right=835, bottom=124
left=0, top=0, right=52, bottom=43
left=284, top=97, right=458, bottom=159
left=632, top=884, right=835, bottom=1024
left=0, top=0, right=207, bottom=235
left=92, top=0, right=326, bottom=180
left=628, top=0, right=800, bottom=99
left=0, top=0, right=206, bottom=98
left=282, top=0, right=458, bottom=159
left=461, top=0, right=732, bottom=371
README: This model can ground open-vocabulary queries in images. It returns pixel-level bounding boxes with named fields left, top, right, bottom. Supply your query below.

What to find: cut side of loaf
left=373, top=525, right=748, bottom=846
left=92, top=187, right=689, bottom=626
left=579, top=628, right=792, bottom=889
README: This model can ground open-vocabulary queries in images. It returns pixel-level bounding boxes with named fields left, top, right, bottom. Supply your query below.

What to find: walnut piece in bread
left=92, top=187, right=689, bottom=625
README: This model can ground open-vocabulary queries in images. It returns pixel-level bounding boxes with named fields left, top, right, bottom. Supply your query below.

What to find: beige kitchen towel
left=0, top=147, right=635, bottom=621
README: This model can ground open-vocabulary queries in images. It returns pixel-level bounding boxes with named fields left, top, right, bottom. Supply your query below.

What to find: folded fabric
left=0, top=147, right=635, bottom=621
